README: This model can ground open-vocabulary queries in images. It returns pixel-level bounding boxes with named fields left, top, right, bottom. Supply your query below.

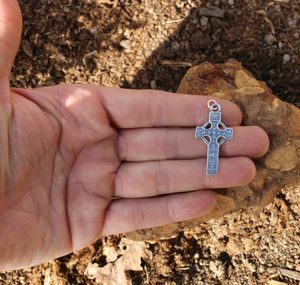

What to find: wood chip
left=21, top=40, right=33, bottom=58
left=264, top=17, right=276, bottom=35
left=199, top=7, right=225, bottom=18
left=278, top=268, right=300, bottom=281
left=166, top=18, right=185, bottom=24
left=159, top=60, right=192, bottom=67
left=267, top=280, right=288, bottom=285
left=96, top=0, right=113, bottom=4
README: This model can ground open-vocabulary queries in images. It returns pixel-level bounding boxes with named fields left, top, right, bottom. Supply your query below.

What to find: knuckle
left=114, top=171, right=125, bottom=197
left=161, top=128, right=175, bottom=159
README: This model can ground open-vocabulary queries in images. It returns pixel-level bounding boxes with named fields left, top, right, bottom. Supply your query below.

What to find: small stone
left=228, top=0, right=234, bottom=5
left=201, top=16, right=209, bottom=26
left=190, top=31, right=212, bottom=50
left=283, top=54, right=291, bottom=64
left=258, top=265, right=265, bottom=273
left=159, top=265, right=172, bottom=277
left=211, top=18, right=226, bottom=30
left=120, top=39, right=131, bottom=50
left=22, top=40, right=33, bottom=58
left=265, top=33, right=276, bottom=45
left=150, top=80, right=157, bottom=89
left=209, top=260, right=224, bottom=277
left=185, top=10, right=191, bottom=17
left=226, top=27, right=243, bottom=42
left=258, top=257, right=267, bottom=265
left=285, top=262, right=294, bottom=269
left=63, top=7, right=70, bottom=13
left=244, top=260, right=257, bottom=272
left=192, top=17, right=199, bottom=24
left=199, top=6, right=225, bottom=18
left=90, top=28, right=98, bottom=36
left=266, top=267, right=277, bottom=274
left=171, top=41, right=180, bottom=52
left=212, top=224, right=228, bottom=239
left=293, top=32, right=300, bottom=39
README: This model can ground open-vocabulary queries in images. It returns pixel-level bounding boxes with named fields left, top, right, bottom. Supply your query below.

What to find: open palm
left=0, top=0, right=269, bottom=271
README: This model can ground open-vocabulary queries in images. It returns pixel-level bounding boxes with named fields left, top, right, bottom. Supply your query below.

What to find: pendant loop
left=207, top=100, right=221, bottom=112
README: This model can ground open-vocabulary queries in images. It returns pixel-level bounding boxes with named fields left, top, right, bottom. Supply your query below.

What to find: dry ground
left=0, top=0, right=300, bottom=284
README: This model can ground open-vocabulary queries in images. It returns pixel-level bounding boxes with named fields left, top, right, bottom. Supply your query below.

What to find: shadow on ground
left=15, top=0, right=300, bottom=104
left=128, top=0, right=300, bottom=105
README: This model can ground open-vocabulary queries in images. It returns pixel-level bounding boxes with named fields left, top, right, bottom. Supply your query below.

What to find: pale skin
left=0, top=0, right=269, bottom=271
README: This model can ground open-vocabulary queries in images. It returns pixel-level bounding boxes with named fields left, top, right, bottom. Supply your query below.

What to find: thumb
left=0, top=0, right=22, bottom=85
left=0, top=0, right=22, bottom=197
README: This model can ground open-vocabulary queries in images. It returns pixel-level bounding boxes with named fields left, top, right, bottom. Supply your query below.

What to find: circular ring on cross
left=207, top=100, right=221, bottom=112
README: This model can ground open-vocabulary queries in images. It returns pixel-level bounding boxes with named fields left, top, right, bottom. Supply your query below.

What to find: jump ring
left=207, top=100, right=221, bottom=112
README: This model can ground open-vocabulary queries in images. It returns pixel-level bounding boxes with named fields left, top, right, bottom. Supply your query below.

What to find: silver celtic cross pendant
left=195, top=100, right=233, bottom=176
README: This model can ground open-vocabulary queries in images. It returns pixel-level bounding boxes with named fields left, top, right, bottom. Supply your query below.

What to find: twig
left=159, top=60, right=192, bottom=67
left=278, top=268, right=300, bottom=281
left=166, top=18, right=185, bottom=24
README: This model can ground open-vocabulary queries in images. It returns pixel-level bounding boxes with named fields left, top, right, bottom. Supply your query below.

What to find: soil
left=1, top=0, right=300, bottom=284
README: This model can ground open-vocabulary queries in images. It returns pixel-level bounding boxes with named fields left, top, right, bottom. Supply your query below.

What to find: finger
left=0, top=0, right=22, bottom=84
left=0, top=0, right=22, bottom=196
left=98, top=87, right=242, bottom=128
left=17, top=85, right=242, bottom=127
left=102, top=190, right=216, bottom=236
left=115, top=157, right=255, bottom=198
left=118, top=126, right=269, bottom=161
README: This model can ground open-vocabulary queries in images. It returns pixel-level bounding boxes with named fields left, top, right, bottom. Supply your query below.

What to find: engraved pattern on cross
left=195, top=101, right=233, bottom=175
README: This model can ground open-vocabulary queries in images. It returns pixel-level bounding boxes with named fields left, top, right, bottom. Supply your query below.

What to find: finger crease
left=194, top=98, right=205, bottom=125
left=148, top=93, right=162, bottom=127
left=134, top=200, right=146, bottom=231
left=173, top=128, right=181, bottom=158
left=117, top=131, right=128, bottom=161
left=166, top=197, right=176, bottom=224
left=114, top=171, right=125, bottom=197
left=155, top=161, right=170, bottom=195
left=162, top=128, right=172, bottom=158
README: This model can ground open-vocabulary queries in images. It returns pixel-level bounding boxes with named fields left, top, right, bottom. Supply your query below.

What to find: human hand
left=0, top=0, right=269, bottom=270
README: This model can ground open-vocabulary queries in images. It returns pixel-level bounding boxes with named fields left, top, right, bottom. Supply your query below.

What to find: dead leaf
left=85, top=263, right=114, bottom=284
left=103, top=246, right=118, bottom=263
left=119, top=238, right=153, bottom=271
left=85, top=238, right=153, bottom=285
